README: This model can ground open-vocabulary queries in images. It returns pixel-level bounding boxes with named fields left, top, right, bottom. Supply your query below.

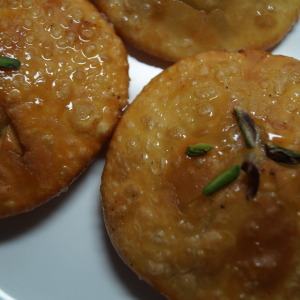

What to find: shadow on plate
left=99, top=216, right=167, bottom=300
left=0, top=180, right=79, bottom=242
left=0, top=151, right=105, bottom=242
left=124, top=40, right=172, bottom=70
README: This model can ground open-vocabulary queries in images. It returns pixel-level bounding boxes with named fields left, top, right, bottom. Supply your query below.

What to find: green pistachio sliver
left=234, top=106, right=256, bottom=148
left=241, top=153, right=260, bottom=199
left=185, top=143, right=213, bottom=156
left=0, top=56, right=21, bottom=69
left=203, top=165, right=240, bottom=196
left=265, top=142, right=300, bottom=164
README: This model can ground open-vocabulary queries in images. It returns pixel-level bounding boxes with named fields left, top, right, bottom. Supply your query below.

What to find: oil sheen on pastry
left=95, top=0, right=300, bottom=61
left=101, top=50, right=300, bottom=299
left=0, top=0, right=128, bottom=217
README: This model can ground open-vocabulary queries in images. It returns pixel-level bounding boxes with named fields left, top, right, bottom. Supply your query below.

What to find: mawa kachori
left=101, top=50, right=300, bottom=299
left=0, top=0, right=128, bottom=217
left=94, top=0, right=300, bottom=61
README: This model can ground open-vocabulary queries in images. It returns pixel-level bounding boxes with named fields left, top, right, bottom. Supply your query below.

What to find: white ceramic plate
left=0, top=19, right=300, bottom=300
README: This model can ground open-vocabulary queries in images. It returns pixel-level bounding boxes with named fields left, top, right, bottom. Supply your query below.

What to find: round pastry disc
left=95, top=0, right=300, bottom=61
left=102, top=50, right=300, bottom=299
left=0, top=0, right=129, bottom=217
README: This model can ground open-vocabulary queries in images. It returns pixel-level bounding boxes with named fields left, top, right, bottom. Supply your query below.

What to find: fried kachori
left=0, top=0, right=128, bottom=217
left=94, top=0, right=300, bottom=61
left=101, top=50, right=300, bottom=299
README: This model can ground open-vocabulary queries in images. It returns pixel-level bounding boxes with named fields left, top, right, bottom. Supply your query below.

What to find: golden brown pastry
left=101, top=50, right=300, bottom=299
left=94, top=0, right=300, bottom=61
left=0, top=0, right=128, bottom=217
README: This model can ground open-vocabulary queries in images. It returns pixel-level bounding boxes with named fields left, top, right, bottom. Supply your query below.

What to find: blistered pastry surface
left=95, top=0, right=300, bottom=61
left=0, top=0, right=128, bottom=217
left=102, top=50, right=300, bottom=299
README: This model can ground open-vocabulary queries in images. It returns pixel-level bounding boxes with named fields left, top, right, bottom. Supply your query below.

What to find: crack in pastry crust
left=0, top=0, right=129, bottom=217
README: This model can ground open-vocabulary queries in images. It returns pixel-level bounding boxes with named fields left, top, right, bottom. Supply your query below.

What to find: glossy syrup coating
left=101, top=50, right=300, bottom=299
left=0, top=0, right=129, bottom=217
left=94, top=0, right=300, bottom=61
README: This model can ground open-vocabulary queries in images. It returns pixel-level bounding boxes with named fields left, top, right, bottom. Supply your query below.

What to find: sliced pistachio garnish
left=241, top=153, right=260, bottom=199
left=265, top=142, right=300, bottom=164
left=203, top=165, right=240, bottom=196
left=0, top=56, right=21, bottom=69
left=185, top=143, right=213, bottom=156
left=234, top=106, right=256, bottom=148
